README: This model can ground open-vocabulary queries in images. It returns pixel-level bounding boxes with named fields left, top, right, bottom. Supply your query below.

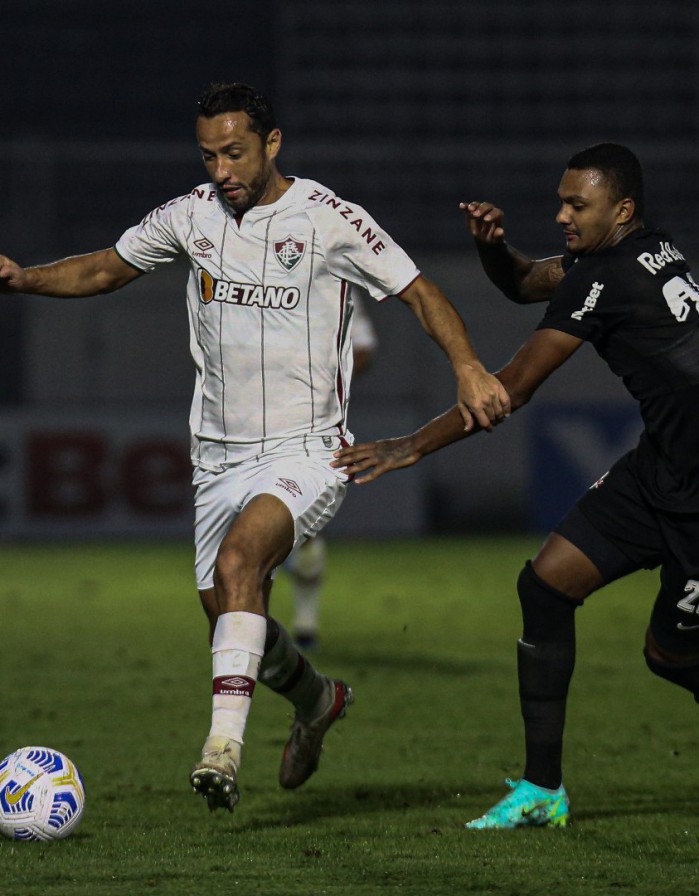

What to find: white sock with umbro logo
left=208, top=611, right=267, bottom=766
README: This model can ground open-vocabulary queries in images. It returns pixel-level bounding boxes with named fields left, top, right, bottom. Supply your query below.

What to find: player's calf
left=517, top=561, right=581, bottom=789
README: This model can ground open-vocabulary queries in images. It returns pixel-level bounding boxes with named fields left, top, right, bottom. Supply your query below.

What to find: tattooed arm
left=461, top=200, right=565, bottom=304
left=333, top=328, right=583, bottom=484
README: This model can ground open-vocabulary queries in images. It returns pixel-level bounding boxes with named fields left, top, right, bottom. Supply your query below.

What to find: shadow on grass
left=228, top=778, right=699, bottom=833
left=315, top=648, right=497, bottom=678
left=573, top=797, right=696, bottom=823
left=230, top=780, right=496, bottom=832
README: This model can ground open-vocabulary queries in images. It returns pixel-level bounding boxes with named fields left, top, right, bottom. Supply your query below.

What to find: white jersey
left=115, top=177, right=419, bottom=471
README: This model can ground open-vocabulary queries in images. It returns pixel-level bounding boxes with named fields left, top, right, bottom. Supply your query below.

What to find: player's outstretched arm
left=462, top=201, right=565, bottom=304
left=333, top=328, right=582, bottom=484
left=332, top=406, right=465, bottom=484
left=397, top=274, right=511, bottom=433
left=0, top=248, right=143, bottom=297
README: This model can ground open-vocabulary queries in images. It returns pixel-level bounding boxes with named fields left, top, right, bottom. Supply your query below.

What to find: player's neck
left=609, top=219, right=643, bottom=248
left=256, top=171, right=294, bottom=208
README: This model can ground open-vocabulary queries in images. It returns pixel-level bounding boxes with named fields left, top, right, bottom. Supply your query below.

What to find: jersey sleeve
left=313, top=202, right=420, bottom=301
left=536, top=260, right=611, bottom=342
left=114, top=197, right=187, bottom=272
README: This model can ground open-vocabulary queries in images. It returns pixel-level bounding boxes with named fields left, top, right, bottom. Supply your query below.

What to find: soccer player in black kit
left=333, top=143, right=699, bottom=828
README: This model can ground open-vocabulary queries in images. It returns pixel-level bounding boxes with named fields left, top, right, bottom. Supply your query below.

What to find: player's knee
left=517, top=560, right=581, bottom=643
left=213, top=540, right=260, bottom=594
left=214, top=542, right=244, bottom=578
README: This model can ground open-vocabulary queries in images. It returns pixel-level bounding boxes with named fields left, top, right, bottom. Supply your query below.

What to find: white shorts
left=193, top=442, right=347, bottom=590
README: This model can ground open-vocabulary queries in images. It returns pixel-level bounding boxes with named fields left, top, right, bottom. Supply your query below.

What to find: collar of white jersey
left=217, top=176, right=301, bottom=222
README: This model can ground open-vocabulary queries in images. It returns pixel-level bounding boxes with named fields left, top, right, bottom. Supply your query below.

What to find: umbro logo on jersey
left=276, top=478, right=303, bottom=497
left=273, top=236, right=306, bottom=271
left=192, top=237, right=214, bottom=259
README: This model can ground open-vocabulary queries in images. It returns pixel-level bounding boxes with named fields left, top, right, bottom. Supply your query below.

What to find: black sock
left=518, top=640, right=574, bottom=789
left=517, top=562, right=580, bottom=790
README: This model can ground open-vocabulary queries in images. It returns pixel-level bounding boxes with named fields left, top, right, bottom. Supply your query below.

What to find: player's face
left=555, top=168, right=630, bottom=255
left=197, top=111, right=281, bottom=214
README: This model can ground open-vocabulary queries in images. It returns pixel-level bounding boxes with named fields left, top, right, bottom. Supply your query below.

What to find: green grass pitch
left=0, top=537, right=696, bottom=896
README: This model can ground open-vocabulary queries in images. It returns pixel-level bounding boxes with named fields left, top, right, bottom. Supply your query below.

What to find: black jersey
left=537, top=227, right=699, bottom=512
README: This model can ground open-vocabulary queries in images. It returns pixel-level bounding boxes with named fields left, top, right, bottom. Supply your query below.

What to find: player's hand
left=456, top=367, right=511, bottom=432
left=331, top=437, right=421, bottom=484
left=0, top=255, right=27, bottom=293
left=460, top=201, right=505, bottom=245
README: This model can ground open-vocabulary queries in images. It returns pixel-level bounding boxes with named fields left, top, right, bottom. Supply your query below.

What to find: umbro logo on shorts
left=276, top=478, right=302, bottom=497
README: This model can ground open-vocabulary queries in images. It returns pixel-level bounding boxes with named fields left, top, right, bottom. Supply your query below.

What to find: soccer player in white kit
left=0, top=82, right=510, bottom=814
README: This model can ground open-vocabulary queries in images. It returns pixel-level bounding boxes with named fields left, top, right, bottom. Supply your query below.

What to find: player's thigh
left=193, top=450, right=346, bottom=591
left=217, top=492, right=295, bottom=576
left=193, top=467, right=296, bottom=590
left=247, top=449, right=347, bottom=553
left=544, top=452, right=664, bottom=599
left=193, top=466, right=250, bottom=591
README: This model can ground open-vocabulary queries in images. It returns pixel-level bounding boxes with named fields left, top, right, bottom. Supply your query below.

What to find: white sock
left=208, top=611, right=267, bottom=764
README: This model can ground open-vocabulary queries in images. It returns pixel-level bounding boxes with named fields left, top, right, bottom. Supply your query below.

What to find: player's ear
left=617, top=197, right=635, bottom=223
left=266, top=128, right=282, bottom=160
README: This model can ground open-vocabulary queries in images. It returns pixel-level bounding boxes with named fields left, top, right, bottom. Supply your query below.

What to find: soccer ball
left=0, top=746, right=85, bottom=841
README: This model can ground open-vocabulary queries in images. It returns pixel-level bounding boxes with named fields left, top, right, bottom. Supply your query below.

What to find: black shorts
left=554, top=451, right=699, bottom=654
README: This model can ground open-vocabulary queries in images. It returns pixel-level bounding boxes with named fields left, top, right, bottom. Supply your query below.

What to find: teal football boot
left=465, top=778, right=570, bottom=830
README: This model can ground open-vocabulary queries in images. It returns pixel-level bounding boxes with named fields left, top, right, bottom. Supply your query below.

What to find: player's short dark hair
left=567, top=143, right=644, bottom=219
left=197, top=83, right=276, bottom=140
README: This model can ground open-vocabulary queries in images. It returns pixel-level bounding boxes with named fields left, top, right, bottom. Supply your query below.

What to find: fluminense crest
left=273, top=236, right=306, bottom=271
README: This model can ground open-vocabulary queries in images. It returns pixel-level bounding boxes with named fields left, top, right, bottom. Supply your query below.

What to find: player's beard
left=218, top=165, right=273, bottom=215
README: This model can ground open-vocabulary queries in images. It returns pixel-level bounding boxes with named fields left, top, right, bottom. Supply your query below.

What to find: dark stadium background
left=1, top=0, right=696, bottom=539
